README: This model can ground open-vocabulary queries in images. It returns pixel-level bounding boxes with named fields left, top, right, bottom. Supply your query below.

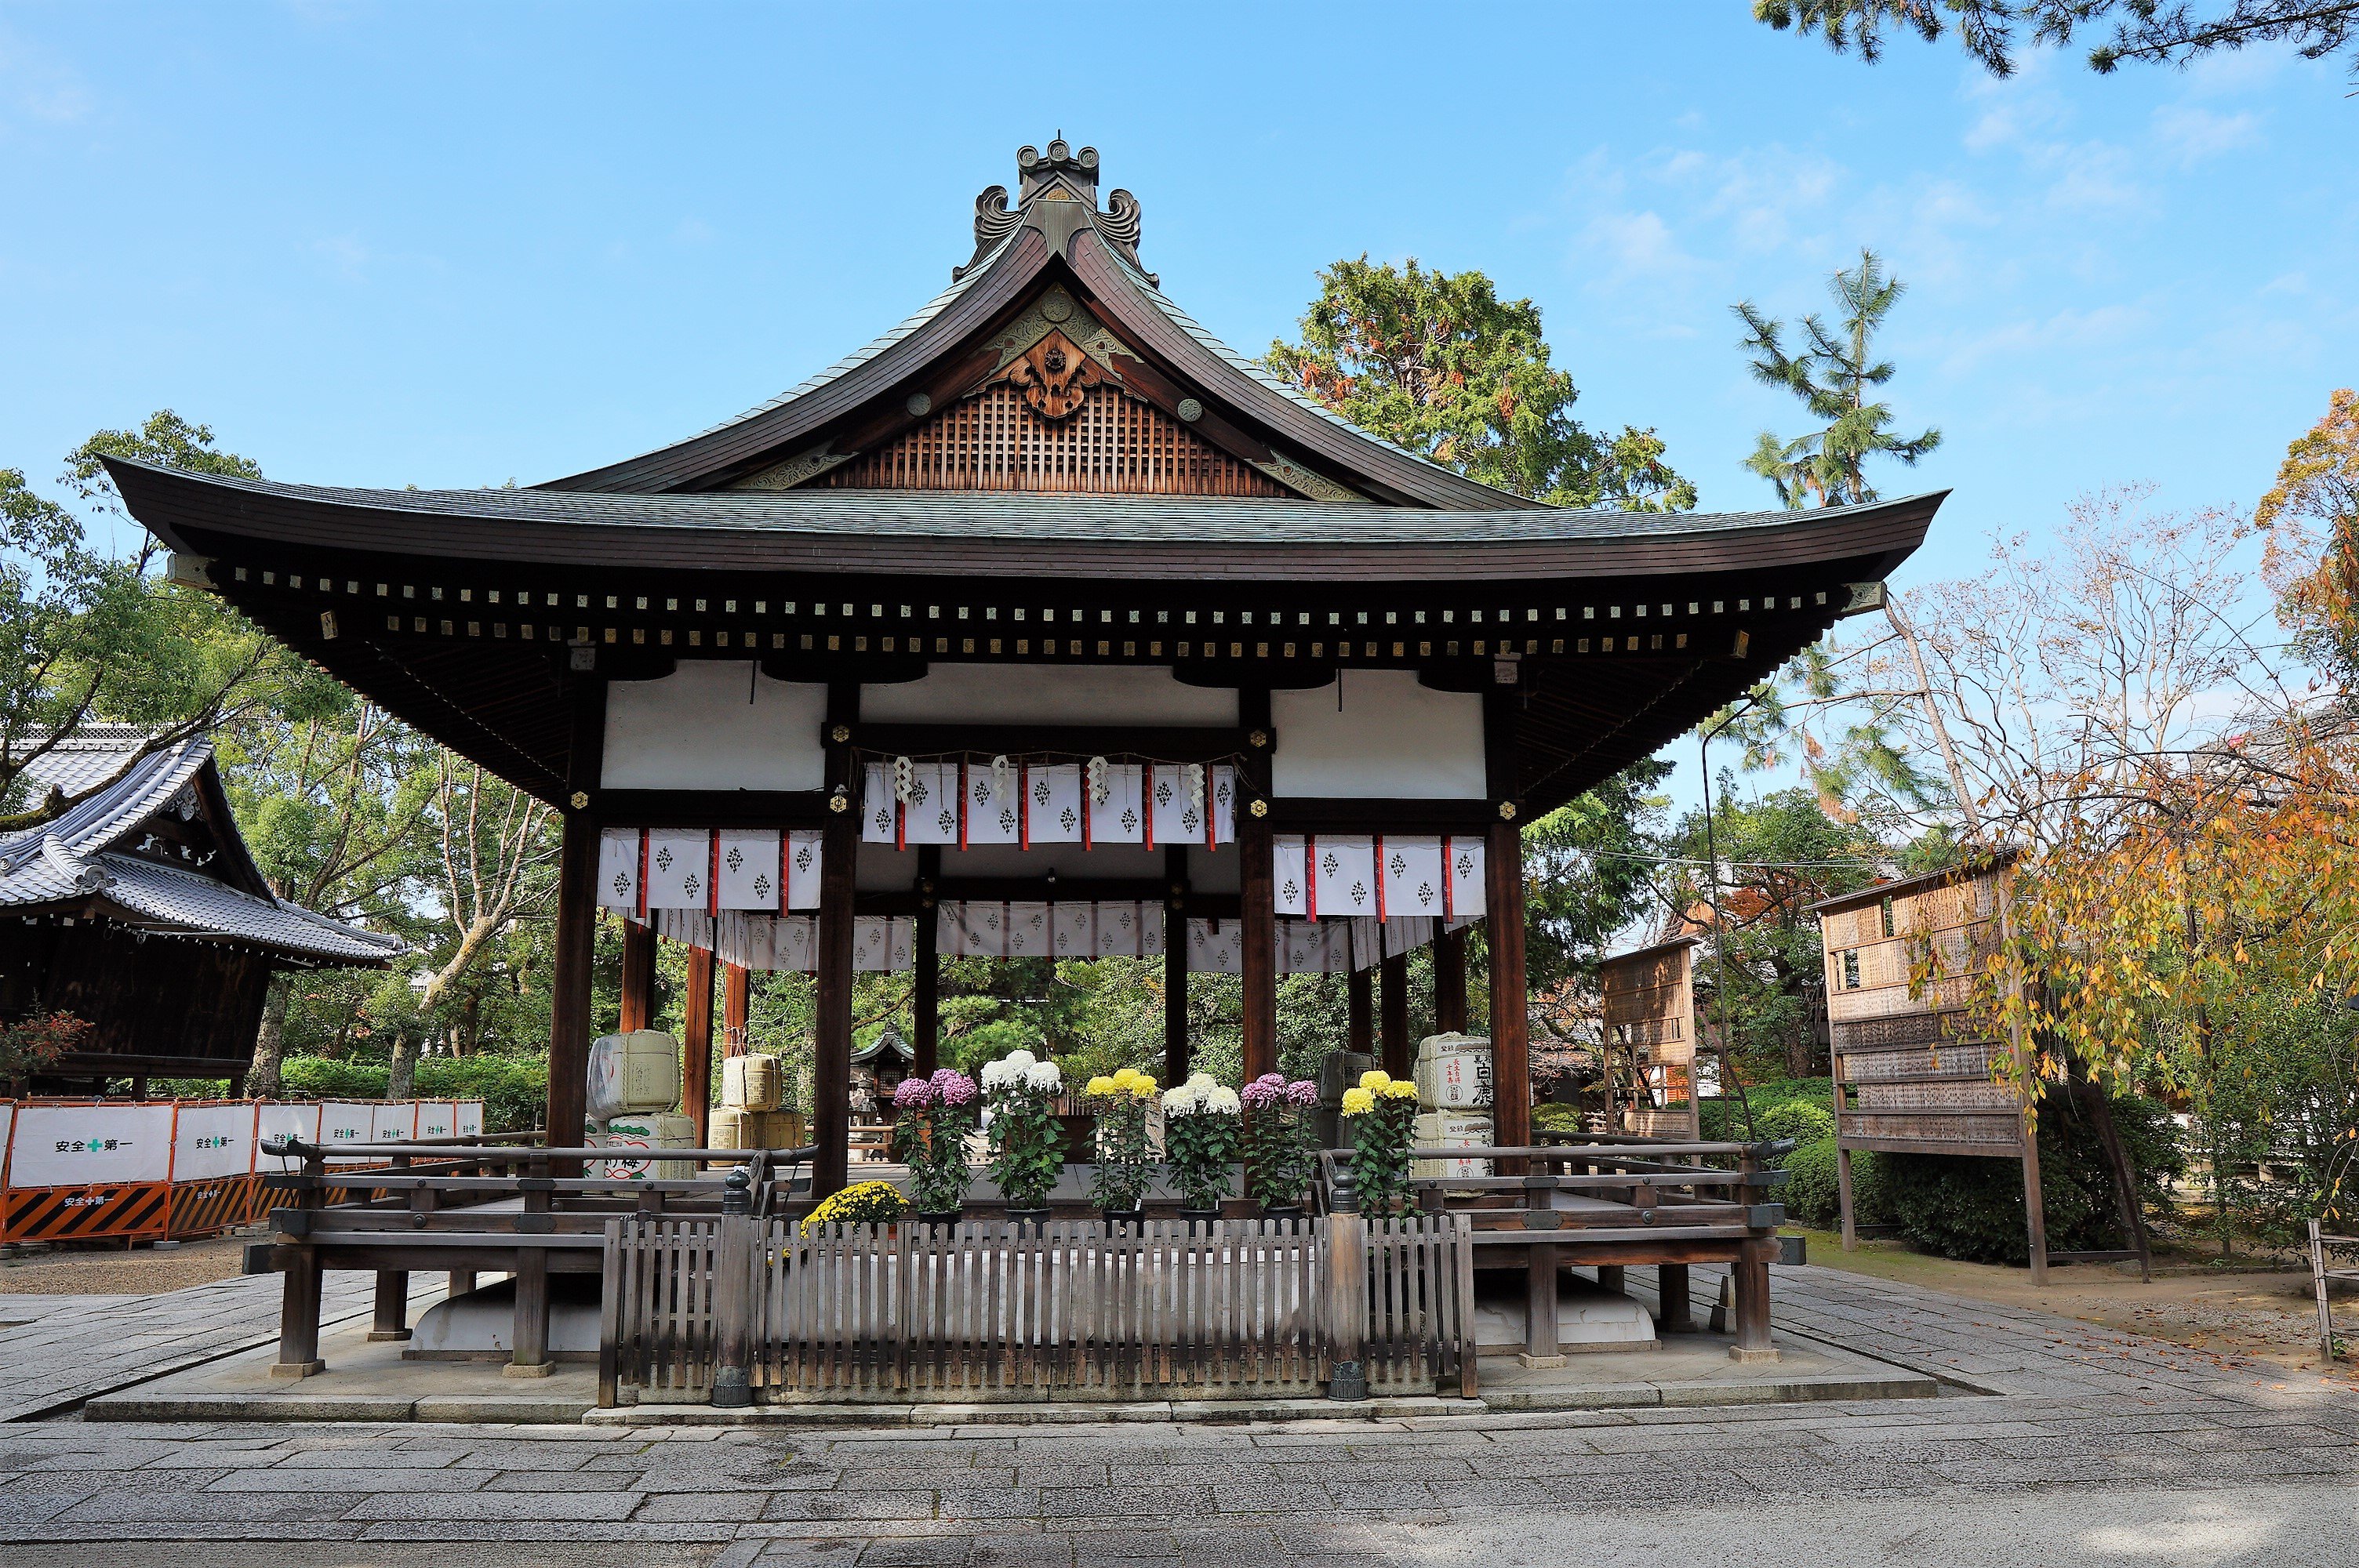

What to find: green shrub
left=274, top=1054, right=548, bottom=1135
left=1884, top=1093, right=2185, bottom=1265
left=1753, top=1100, right=1835, bottom=1149
left=1701, top=1077, right=1833, bottom=1143
left=1782, top=1134, right=1891, bottom=1228
left=1532, top=1103, right=1584, bottom=1135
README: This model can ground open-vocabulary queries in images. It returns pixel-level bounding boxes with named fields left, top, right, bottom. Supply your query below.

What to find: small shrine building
left=107, top=141, right=1939, bottom=1192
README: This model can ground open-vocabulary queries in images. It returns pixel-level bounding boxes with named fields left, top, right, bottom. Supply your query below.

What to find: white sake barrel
left=594, top=1111, right=696, bottom=1181
left=722, top=1053, right=783, bottom=1112
left=707, top=1106, right=754, bottom=1152
left=1414, top=1032, right=1492, bottom=1109
left=587, top=1030, right=682, bottom=1120
left=1411, top=1111, right=1494, bottom=1183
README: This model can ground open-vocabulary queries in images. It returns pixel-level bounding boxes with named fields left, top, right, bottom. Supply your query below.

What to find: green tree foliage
left=1672, top=788, right=1885, bottom=1079
left=1267, top=257, right=1697, bottom=510
left=1735, top=250, right=1941, bottom=509
left=1, top=412, right=311, bottom=830
left=1754, top=1, right=2359, bottom=82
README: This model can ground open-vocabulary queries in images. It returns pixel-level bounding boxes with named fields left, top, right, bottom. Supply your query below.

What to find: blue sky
left=4, top=4, right=2351, bottom=619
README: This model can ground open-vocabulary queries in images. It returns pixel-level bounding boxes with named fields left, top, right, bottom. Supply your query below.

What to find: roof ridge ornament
left=954, top=140, right=1154, bottom=286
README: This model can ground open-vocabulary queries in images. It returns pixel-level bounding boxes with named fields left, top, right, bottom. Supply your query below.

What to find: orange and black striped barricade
left=2, top=1100, right=176, bottom=1244
left=167, top=1099, right=260, bottom=1238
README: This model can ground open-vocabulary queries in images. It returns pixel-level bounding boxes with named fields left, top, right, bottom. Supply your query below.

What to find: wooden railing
left=600, top=1211, right=1476, bottom=1407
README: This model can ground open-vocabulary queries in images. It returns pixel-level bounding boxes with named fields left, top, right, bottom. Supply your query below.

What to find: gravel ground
left=0, top=1233, right=253, bottom=1295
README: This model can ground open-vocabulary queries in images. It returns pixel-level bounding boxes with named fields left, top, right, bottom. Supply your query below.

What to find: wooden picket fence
left=601, top=1213, right=1474, bottom=1406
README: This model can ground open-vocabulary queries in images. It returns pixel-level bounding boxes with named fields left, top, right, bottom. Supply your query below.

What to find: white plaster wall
left=602, top=662, right=827, bottom=791
left=860, top=664, right=1237, bottom=725
left=1271, top=671, right=1486, bottom=799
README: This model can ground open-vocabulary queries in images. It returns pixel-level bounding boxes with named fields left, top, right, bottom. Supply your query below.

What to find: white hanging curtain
left=597, top=828, right=643, bottom=913
left=642, top=828, right=712, bottom=911
left=962, top=761, right=1022, bottom=845
left=1185, top=916, right=1243, bottom=975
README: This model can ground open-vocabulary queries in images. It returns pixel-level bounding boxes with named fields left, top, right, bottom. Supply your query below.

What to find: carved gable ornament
left=996, top=329, right=1103, bottom=422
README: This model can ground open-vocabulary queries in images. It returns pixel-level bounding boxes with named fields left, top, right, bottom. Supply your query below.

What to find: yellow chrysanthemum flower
left=1129, top=1074, right=1159, bottom=1098
left=1339, top=1087, right=1376, bottom=1116
left=1110, top=1067, right=1142, bottom=1091
left=1085, top=1075, right=1117, bottom=1098
left=1359, top=1069, right=1391, bottom=1093
left=1380, top=1078, right=1418, bottom=1100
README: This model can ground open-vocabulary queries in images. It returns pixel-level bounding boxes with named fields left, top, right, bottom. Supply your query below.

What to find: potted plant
left=981, top=1047, right=1064, bottom=1226
left=890, top=1069, right=979, bottom=1226
left=1161, top=1071, right=1242, bottom=1225
left=1340, top=1069, right=1420, bottom=1215
left=801, top=1178, right=909, bottom=1234
left=1084, top=1067, right=1159, bottom=1223
left=1241, top=1072, right=1321, bottom=1221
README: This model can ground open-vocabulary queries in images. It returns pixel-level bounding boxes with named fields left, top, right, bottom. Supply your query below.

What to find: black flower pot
left=1099, top=1207, right=1146, bottom=1229
left=914, top=1210, right=964, bottom=1232
left=1004, top=1207, right=1052, bottom=1232
left=1176, top=1206, right=1223, bottom=1234
left=1259, top=1203, right=1306, bottom=1226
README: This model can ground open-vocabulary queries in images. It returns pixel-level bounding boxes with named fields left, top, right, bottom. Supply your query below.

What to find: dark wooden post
left=1238, top=689, right=1277, bottom=1086
left=507, top=1152, right=554, bottom=1377
left=544, top=674, right=605, bottom=1174
left=913, top=846, right=940, bottom=1079
left=1658, top=1263, right=1693, bottom=1333
left=1433, top=924, right=1468, bottom=1035
left=618, top=918, right=656, bottom=1033
left=1379, top=950, right=1412, bottom=1080
left=1163, top=845, right=1190, bottom=1087
left=722, top=964, right=749, bottom=1056
left=271, top=1145, right=327, bottom=1379
left=682, top=947, right=714, bottom=1145
left=814, top=683, right=860, bottom=1199
left=1347, top=964, right=1373, bottom=1059
left=1484, top=686, right=1530, bottom=1163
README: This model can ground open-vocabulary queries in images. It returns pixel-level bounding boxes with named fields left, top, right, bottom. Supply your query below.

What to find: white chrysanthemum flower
left=1184, top=1071, right=1216, bottom=1092
left=1005, top=1048, right=1038, bottom=1073
left=979, top=1060, right=1012, bottom=1091
left=1023, top=1062, right=1062, bottom=1092
left=1161, top=1086, right=1198, bottom=1116
left=1204, top=1086, right=1241, bottom=1114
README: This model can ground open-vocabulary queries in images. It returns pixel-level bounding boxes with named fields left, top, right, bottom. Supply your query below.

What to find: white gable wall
left=602, top=662, right=828, bottom=791
left=1271, top=672, right=1486, bottom=799
left=860, top=664, right=1236, bottom=725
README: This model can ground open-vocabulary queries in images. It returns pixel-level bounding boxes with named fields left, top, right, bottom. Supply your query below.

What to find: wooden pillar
left=1433, top=924, right=1468, bottom=1035
left=913, top=846, right=940, bottom=1080
left=722, top=964, right=750, bottom=1055
left=367, top=1270, right=411, bottom=1341
left=544, top=675, right=604, bottom=1170
left=1347, top=964, right=1373, bottom=1059
left=1379, top=950, right=1412, bottom=1080
left=1239, top=692, right=1277, bottom=1087
left=618, top=919, right=656, bottom=1033
left=1484, top=687, right=1530, bottom=1161
left=814, top=683, right=860, bottom=1199
left=1163, top=846, right=1189, bottom=1088
left=1522, top=1241, right=1561, bottom=1367
left=1658, top=1262, right=1693, bottom=1333
left=682, top=947, right=714, bottom=1144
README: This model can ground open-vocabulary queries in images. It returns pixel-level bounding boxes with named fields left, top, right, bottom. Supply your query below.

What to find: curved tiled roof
left=0, top=731, right=402, bottom=966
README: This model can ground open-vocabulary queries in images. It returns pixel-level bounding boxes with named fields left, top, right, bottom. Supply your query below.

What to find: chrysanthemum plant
left=1339, top=1069, right=1420, bottom=1214
left=889, top=1069, right=980, bottom=1218
left=1083, top=1067, right=1160, bottom=1214
left=981, top=1048, right=1065, bottom=1212
left=1160, top=1071, right=1243, bottom=1213
left=1239, top=1073, right=1321, bottom=1211
left=801, top=1179, right=909, bottom=1232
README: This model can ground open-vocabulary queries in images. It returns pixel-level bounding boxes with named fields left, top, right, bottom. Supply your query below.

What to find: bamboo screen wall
left=1819, top=867, right=2025, bottom=1156
left=1599, top=941, right=1698, bottom=1138
left=827, top=383, right=1292, bottom=495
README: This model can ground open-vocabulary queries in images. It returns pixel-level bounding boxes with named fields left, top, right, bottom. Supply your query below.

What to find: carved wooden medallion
left=1001, top=329, right=1103, bottom=421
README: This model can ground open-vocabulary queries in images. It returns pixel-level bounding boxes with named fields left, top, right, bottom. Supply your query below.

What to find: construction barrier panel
left=1, top=1101, right=176, bottom=1243
left=167, top=1100, right=260, bottom=1239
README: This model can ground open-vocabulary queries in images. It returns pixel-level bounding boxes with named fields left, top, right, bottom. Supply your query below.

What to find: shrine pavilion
left=107, top=140, right=1939, bottom=1196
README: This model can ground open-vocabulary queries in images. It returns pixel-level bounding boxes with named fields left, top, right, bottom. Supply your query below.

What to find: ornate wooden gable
left=800, top=283, right=1290, bottom=497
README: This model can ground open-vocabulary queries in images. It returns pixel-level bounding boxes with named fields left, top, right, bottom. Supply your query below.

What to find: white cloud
left=2151, top=103, right=2261, bottom=163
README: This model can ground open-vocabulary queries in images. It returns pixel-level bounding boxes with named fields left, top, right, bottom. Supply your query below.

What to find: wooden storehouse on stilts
left=106, top=139, right=1940, bottom=1206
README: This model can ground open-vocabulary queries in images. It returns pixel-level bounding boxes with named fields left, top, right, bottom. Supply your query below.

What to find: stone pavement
left=0, top=1272, right=398, bottom=1423
left=2, top=1261, right=2354, bottom=1566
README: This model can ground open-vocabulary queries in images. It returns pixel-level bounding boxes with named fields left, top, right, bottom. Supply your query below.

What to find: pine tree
left=1733, top=249, right=1941, bottom=509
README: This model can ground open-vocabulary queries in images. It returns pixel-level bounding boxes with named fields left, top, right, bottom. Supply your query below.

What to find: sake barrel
left=1414, top=1033, right=1492, bottom=1109
left=1411, top=1111, right=1494, bottom=1184
left=587, top=1029, right=682, bottom=1120
left=594, top=1111, right=697, bottom=1181
left=707, top=1106, right=754, bottom=1152
left=722, top=1052, right=783, bottom=1112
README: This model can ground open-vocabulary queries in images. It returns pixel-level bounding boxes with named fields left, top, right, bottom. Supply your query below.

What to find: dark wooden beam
left=618, top=920, right=656, bottom=1033
left=1485, top=685, right=1530, bottom=1167
left=812, top=681, right=860, bottom=1199
left=1238, top=687, right=1277, bottom=1086
left=1433, top=924, right=1469, bottom=1036
left=1164, top=845, right=1189, bottom=1087
left=682, top=947, right=714, bottom=1146
left=544, top=677, right=605, bottom=1174
left=914, top=847, right=940, bottom=1080
left=1380, top=951, right=1412, bottom=1080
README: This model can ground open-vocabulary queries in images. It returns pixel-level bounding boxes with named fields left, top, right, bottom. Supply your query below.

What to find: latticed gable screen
left=826, top=383, right=1289, bottom=495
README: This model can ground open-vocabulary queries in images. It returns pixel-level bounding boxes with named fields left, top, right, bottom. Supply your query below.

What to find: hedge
left=275, top=1054, right=549, bottom=1135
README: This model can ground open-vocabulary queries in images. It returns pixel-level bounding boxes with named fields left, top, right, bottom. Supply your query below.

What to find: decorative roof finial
left=955, top=142, right=1151, bottom=285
